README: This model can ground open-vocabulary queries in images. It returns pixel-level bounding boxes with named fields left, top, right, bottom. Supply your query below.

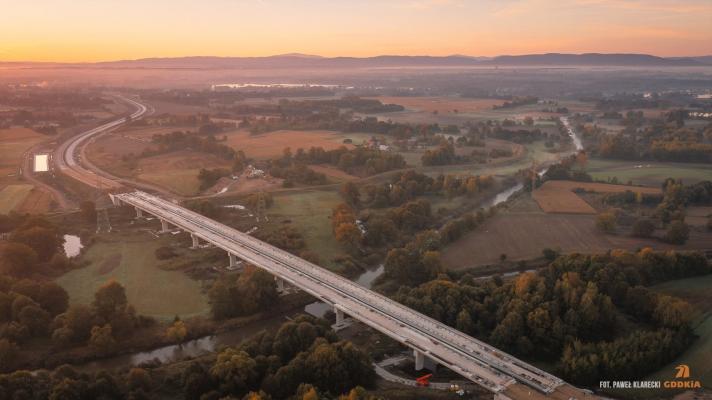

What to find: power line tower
left=529, top=160, right=539, bottom=191
left=255, top=191, right=268, bottom=223
left=94, top=175, right=112, bottom=233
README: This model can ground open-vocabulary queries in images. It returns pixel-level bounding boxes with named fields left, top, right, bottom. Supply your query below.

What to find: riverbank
left=22, top=292, right=313, bottom=372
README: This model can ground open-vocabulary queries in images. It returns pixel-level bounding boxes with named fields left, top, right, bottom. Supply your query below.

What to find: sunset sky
left=1, top=0, right=711, bottom=62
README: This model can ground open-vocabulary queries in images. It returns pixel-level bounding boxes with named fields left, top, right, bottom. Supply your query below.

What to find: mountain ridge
left=2, top=53, right=710, bottom=68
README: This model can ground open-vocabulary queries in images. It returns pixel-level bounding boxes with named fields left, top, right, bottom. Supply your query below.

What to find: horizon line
left=2, top=52, right=712, bottom=65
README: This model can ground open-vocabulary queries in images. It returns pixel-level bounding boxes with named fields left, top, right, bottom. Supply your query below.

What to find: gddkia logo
left=664, top=364, right=701, bottom=389
left=674, top=364, right=690, bottom=379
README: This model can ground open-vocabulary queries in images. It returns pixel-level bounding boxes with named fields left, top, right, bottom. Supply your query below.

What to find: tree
left=18, top=305, right=51, bottom=336
left=93, top=280, right=127, bottom=319
left=340, top=182, right=360, bottom=207
left=80, top=201, right=97, bottom=224
left=334, top=223, right=361, bottom=249
left=631, top=218, right=656, bottom=238
left=542, top=248, right=560, bottom=261
left=575, top=151, right=588, bottom=171
left=210, top=348, right=257, bottom=395
left=654, top=295, right=692, bottom=328
left=166, top=319, right=188, bottom=343
left=596, top=212, right=617, bottom=233
left=89, top=324, right=116, bottom=354
left=0, top=339, right=20, bottom=372
left=49, top=378, right=85, bottom=400
left=664, top=221, right=689, bottom=244
left=128, top=368, right=152, bottom=392
left=59, top=305, right=94, bottom=343
left=10, top=226, right=62, bottom=261
left=455, top=309, right=474, bottom=333
left=36, top=282, right=69, bottom=316
left=0, top=243, right=39, bottom=277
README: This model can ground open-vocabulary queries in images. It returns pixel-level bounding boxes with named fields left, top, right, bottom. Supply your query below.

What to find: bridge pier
left=275, top=277, right=286, bottom=292
left=135, top=207, right=143, bottom=218
left=228, top=253, right=239, bottom=268
left=414, top=349, right=425, bottom=371
left=190, top=233, right=200, bottom=249
left=160, top=219, right=170, bottom=233
left=335, top=307, right=345, bottom=325
left=109, top=194, right=121, bottom=207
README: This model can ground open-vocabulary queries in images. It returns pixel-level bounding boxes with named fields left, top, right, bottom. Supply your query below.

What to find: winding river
left=64, top=118, right=584, bottom=372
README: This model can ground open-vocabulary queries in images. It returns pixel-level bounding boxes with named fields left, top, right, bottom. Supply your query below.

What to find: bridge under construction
left=111, top=190, right=595, bottom=400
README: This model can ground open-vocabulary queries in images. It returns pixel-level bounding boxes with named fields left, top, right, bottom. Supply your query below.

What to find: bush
left=155, top=246, right=177, bottom=260
left=631, top=218, right=656, bottom=238
left=664, top=221, right=690, bottom=245
left=542, top=248, right=560, bottom=261
left=596, top=212, right=617, bottom=233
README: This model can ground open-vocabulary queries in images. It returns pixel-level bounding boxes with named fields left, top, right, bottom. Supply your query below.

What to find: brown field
left=685, top=206, right=712, bottom=227
left=442, top=213, right=612, bottom=268
left=14, top=187, right=53, bottom=214
left=0, top=127, right=46, bottom=178
left=89, top=125, right=195, bottom=159
left=204, top=176, right=282, bottom=196
left=136, top=151, right=232, bottom=196
left=533, top=180, right=661, bottom=214
left=442, top=208, right=712, bottom=269
left=224, top=129, right=353, bottom=159
left=308, top=164, right=358, bottom=181
left=370, top=96, right=504, bottom=114
left=0, top=184, right=34, bottom=213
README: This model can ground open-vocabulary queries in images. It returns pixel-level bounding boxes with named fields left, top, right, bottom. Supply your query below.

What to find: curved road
left=55, top=95, right=150, bottom=192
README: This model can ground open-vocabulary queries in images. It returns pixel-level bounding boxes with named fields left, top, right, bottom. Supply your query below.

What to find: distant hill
left=3, top=53, right=710, bottom=69
left=488, top=53, right=704, bottom=66
left=94, top=54, right=486, bottom=69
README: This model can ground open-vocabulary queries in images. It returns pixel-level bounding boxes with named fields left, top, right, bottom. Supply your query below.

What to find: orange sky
left=1, top=0, right=711, bottom=62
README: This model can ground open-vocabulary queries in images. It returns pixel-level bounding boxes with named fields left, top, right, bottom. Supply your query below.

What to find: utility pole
left=255, top=191, right=267, bottom=223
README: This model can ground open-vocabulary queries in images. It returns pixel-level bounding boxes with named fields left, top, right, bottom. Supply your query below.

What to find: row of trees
left=354, top=170, right=495, bottom=209
left=276, top=146, right=406, bottom=177
left=181, top=316, right=375, bottom=399
left=0, top=318, right=378, bottom=399
left=593, top=114, right=712, bottom=163
left=0, top=278, right=151, bottom=372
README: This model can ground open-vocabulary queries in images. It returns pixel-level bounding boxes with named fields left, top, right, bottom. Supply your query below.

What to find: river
left=63, top=120, right=585, bottom=372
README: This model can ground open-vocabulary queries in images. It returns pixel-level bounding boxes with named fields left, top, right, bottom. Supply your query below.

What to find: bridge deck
left=115, top=191, right=565, bottom=394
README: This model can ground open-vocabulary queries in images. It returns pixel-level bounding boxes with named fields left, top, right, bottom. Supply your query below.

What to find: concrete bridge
left=111, top=190, right=591, bottom=399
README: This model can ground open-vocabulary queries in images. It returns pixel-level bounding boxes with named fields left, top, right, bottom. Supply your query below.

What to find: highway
left=55, top=95, right=148, bottom=190
left=114, top=190, right=565, bottom=395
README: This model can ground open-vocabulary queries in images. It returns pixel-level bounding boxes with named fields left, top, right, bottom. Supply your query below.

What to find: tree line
left=393, top=249, right=710, bottom=386
left=0, top=317, right=378, bottom=400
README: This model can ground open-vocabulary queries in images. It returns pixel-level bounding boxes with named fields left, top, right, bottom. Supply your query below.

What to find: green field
left=138, top=168, right=203, bottom=196
left=0, top=184, right=33, bottom=213
left=56, top=232, right=210, bottom=321
left=422, top=141, right=563, bottom=177
left=649, top=274, right=712, bottom=389
left=588, top=159, right=712, bottom=186
left=267, top=189, right=345, bottom=270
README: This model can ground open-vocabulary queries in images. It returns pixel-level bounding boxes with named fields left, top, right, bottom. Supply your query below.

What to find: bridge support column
left=160, top=219, right=170, bottom=233
left=335, top=307, right=345, bottom=325
left=109, top=194, right=121, bottom=207
left=275, top=277, right=285, bottom=292
left=414, top=349, right=425, bottom=371
left=229, top=253, right=238, bottom=268
left=190, top=234, right=200, bottom=249
left=135, top=207, right=143, bottom=218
